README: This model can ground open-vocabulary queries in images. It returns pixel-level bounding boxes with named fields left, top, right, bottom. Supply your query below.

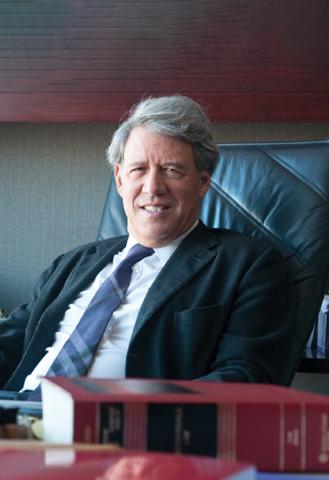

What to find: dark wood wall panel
left=0, top=0, right=328, bottom=122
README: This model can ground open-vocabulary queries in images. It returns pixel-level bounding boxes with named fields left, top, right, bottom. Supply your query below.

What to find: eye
left=128, top=166, right=145, bottom=176
left=163, top=166, right=183, bottom=177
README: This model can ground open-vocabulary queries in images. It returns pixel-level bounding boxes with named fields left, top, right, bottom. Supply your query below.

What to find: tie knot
left=123, top=243, right=154, bottom=268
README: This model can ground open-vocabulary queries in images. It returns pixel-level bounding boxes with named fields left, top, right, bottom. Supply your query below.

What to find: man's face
left=114, top=126, right=211, bottom=248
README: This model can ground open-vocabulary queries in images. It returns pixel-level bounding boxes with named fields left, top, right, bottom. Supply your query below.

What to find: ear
left=198, top=171, right=211, bottom=198
left=114, top=163, right=123, bottom=197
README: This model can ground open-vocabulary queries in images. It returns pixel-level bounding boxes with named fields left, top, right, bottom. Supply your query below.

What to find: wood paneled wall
left=0, top=0, right=328, bottom=122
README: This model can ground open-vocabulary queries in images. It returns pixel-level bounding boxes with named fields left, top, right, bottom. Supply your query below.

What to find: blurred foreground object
left=0, top=448, right=255, bottom=480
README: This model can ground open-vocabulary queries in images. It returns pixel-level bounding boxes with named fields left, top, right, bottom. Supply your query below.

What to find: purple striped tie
left=28, top=243, right=154, bottom=400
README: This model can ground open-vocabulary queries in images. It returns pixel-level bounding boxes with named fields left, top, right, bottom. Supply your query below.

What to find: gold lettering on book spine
left=174, top=406, right=183, bottom=453
left=279, top=403, right=285, bottom=471
left=218, top=403, right=236, bottom=461
left=300, top=404, right=306, bottom=471
left=318, top=413, right=329, bottom=465
left=124, top=403, right=147, bottom=451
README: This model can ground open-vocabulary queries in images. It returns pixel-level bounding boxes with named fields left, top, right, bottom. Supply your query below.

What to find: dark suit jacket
left=0, top=222, right=294, bottom=390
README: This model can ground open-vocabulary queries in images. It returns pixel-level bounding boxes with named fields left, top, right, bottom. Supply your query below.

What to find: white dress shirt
left=22, top=224, right=197, bottom=391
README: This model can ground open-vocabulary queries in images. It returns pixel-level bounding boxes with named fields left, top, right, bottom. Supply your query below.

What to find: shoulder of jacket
left=206, top=226, right=282, bottom=257
left=55, top=235, right=128, bottom=263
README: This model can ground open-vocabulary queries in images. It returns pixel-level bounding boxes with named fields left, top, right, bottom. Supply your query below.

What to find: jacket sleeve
left=196, top=245, right=295, bottom=386
left=0, top=254, right=64, bottom=388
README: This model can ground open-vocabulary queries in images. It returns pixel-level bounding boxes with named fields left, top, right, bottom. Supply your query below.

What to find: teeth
left=144, top=206, right=165, bottom=212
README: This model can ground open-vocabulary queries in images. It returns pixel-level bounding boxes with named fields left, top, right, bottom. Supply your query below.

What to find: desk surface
left=258, top=474, right=329, bottom=479
left=0, top=399, right=42, bottom=417
left=298, top=348, right=329, bottom=374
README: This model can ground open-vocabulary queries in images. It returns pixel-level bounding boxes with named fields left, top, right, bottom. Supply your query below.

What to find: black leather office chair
left=98, top=140, right=329, bottom=385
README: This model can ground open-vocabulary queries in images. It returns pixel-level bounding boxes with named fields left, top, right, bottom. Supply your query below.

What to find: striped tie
left=28, top=243, right=154, bottom=400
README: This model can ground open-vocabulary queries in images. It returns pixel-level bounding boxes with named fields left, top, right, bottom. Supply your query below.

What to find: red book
left=0, top=447, right=256, bottom=480
left=42, top=378, right=329, bottom=472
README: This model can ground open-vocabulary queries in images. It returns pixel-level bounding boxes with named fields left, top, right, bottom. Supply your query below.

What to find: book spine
left=72, top=401, right=329, bottom=472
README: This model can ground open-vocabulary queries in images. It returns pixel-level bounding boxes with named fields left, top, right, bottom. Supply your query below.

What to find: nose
left=142, top=169, right=167, bottom=196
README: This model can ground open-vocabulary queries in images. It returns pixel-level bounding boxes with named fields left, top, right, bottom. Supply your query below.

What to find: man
left=0, top=95, right=293, bottom=398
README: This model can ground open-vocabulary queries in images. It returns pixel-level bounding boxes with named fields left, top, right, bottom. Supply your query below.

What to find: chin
left=138, top=231, right=171, bottom=247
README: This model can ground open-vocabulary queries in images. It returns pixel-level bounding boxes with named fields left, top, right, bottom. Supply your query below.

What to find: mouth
left=143, top=205, right=168, bottom=212
left=140, top=205, right=171, bottom=215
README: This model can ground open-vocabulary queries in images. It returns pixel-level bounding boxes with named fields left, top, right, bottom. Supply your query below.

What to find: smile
left=143, top=206, right=169, bottom=212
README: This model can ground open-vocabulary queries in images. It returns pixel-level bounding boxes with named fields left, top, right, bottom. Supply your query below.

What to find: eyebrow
left=162, top=161, right=188, bottom=171
left=123, top=160, right=146, bottom=168
left=124, top=160, right=187, bottom=169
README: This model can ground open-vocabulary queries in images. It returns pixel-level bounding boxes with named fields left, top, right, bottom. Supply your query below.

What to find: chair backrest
left=98, top=140, right=329, bottom=385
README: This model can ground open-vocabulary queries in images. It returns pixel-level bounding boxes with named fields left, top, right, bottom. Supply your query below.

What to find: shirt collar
left=125, top=220, right=199, bottom=267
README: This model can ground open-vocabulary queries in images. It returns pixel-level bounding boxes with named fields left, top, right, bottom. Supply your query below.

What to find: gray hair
left=106, top=95, right=219, bottom=175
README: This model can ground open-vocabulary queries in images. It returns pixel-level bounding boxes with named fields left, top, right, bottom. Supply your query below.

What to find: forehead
left=123, top=126, right=194, bottom=163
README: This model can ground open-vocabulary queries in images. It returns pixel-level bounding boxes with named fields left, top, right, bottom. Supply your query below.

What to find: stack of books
left=41, top=378, right=329, bottom=473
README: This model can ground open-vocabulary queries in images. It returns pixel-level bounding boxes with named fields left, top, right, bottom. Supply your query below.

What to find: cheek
left=121, top=183, right=140, bottom=206
left=180, top=183, right=203, bottom=201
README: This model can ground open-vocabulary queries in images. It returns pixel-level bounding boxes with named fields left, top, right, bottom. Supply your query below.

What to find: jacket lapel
left=59, top=238, right=128, bottom=302
left=130, top=223, right=219, bottom=342
left=23, top=237, right=128, bottom=364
